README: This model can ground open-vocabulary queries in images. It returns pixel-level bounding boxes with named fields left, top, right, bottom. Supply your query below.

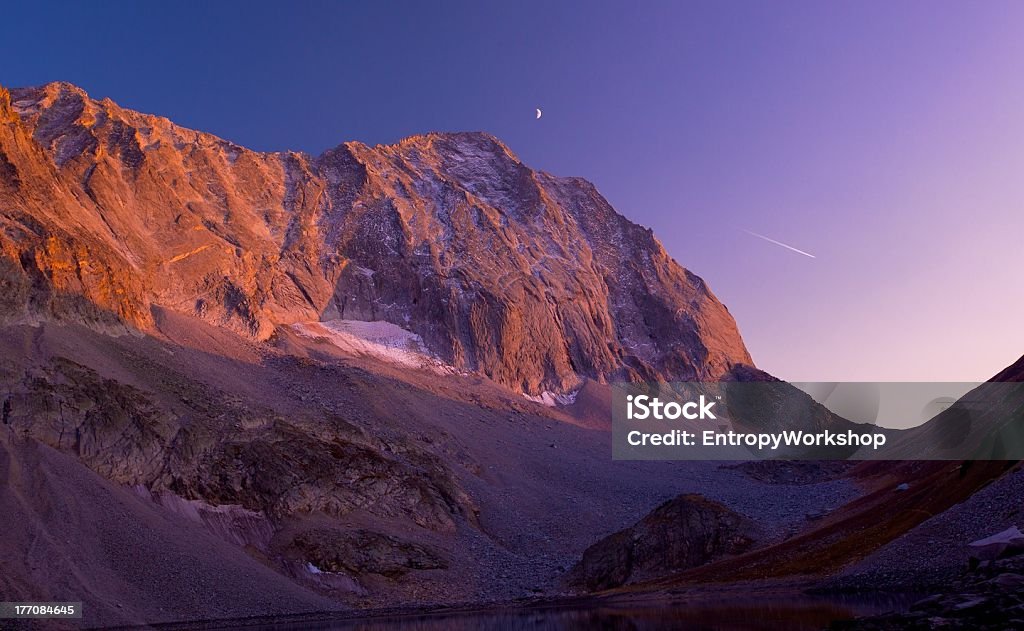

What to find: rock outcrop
left=0, top=81, right=751, bottom=395
left=566, top=493, right=758, bottom=591
left=2, top=353, right=473, bottom=534
left=293, top=528, right=448, bottom=578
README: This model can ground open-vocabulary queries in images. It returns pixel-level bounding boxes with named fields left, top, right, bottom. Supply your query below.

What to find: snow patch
left=968, top=526, right=1024, bottom=561
left=523, top=389, right=579, bottom=407
left=292, top=319, right=458, bottom=375
left=970, top=526, right=1024, bottom=548
left=305, top=562, right=324, bottom=575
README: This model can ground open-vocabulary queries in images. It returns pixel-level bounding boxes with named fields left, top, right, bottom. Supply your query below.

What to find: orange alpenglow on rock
left=0, top=81, right=753, bottom=397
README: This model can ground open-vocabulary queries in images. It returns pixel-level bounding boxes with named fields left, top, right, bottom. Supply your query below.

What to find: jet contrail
left=743, top=230, right=816, bottom=259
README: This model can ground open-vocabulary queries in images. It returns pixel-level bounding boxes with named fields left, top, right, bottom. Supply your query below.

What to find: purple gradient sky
left=3, top=1, right=1023, bottom=381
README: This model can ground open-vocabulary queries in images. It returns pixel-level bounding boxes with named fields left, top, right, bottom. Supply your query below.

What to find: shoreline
left=102, top=579, right=923, bottom=630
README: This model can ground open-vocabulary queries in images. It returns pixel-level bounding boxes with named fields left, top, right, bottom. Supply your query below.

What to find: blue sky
left=4, top=1, right=1024, bottom=380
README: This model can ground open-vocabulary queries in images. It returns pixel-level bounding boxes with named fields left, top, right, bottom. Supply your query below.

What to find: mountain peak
left=0, top=82, right=752, bottom=394
left=41, top=80, right=89, bottom=97
left=394, top=131, right=519, bottom=159
left=335, top=131, right=522, bottom=168
left=10, top=81, right=91, bottom=110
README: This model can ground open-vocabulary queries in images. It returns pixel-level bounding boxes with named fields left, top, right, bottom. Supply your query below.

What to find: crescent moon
left=536, top=108, right=542, bottom=119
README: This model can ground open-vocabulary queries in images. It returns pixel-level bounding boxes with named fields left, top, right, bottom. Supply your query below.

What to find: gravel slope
left=0, top=429, right=344, bottom=629
left=831, top=463, right=1024, bottom=591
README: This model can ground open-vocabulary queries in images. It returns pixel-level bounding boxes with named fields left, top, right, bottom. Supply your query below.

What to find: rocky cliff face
left=0, top=82, right=751, bottom=394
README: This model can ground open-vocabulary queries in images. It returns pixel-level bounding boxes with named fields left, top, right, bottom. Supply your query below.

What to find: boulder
left=566, top=494, right=758, bottom=591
